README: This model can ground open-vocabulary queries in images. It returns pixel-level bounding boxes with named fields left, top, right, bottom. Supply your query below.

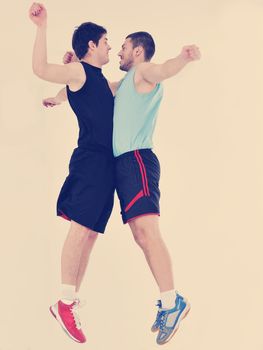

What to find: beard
left=119, top=56, right=134, bottom=72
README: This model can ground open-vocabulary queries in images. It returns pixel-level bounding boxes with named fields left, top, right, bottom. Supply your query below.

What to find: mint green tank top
left=113, top=66, right=163, bottom=157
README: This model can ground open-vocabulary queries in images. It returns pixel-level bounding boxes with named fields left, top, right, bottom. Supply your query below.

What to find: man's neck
left=127, top=62, right=139, bottom=71
left=81, top=57, right=102, bottom=69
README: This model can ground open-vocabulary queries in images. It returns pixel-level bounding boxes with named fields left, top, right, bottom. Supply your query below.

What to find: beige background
left=0, top=0, right=262, bottom=349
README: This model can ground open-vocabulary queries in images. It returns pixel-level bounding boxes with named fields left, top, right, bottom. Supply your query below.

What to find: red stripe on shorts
left=134, top=150, right=147, bottom=196
left=135, top=150, right=150, bottom=196
left=124, top=189, right=144, bottom=212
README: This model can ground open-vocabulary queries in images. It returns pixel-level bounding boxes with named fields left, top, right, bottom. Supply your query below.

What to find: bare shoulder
left=67, top=62, right=86, bottom=78
left=136, top=62, right=156, bottom=72
left=67, top=62, right=86, bottom=91
left=134, top=63, right=157, bottom=92
left=134, top=62, right=155, bottom=83
left=135, top=62, right=157, bottom=81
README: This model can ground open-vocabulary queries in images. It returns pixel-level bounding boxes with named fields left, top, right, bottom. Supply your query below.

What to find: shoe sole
left=49, top=304, right=85, bottom=343
left=157, top=300, right=191, bottom=345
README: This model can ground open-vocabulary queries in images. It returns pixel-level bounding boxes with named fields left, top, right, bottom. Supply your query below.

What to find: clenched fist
left=29, top=2, right=47, bottom=26
left=43, top=97, right=61, bottom=108
left=180, top=45, right=201, bottom=62
left=63, top=51, right=79, bottom=64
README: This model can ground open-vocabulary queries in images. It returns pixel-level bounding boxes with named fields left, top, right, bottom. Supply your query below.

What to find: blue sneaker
left=151, top=300, right=162, bottom=332
left=156, top=292, right=190, bottom=345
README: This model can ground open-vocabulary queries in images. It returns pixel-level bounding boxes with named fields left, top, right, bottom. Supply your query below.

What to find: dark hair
left=126, top=31, right=155, bottom=61
left=72, top=22, right=107, bottom=59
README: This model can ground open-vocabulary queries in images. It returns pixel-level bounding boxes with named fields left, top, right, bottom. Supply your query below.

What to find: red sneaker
left=50, top=299, right=86, bottom=343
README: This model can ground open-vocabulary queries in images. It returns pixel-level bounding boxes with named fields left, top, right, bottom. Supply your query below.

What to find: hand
left=63, top=51, right=78, bottom=64
left=42, top=97, right=61, bottom=108
left=29, top=2, right=47, bottom=27
left=180, top=45, right=201, bottom=62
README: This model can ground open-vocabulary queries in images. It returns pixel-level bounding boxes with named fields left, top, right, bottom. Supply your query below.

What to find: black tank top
left=66, top=62, right=114, bottom=154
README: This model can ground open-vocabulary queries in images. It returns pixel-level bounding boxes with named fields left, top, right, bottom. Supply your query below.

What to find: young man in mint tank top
left=45, top=31, right=200, bottom=345
left=113, top=32, right=200, bottom=345
left=30, top=3, right=116, bottom=344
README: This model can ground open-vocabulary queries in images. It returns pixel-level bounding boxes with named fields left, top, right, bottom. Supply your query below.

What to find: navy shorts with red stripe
left=115, top=149, right=161, bottom=224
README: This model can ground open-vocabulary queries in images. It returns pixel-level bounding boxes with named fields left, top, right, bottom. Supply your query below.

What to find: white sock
left=61, top=284, right=77, bottom=304
left=160, top=289, right=176, bottom=309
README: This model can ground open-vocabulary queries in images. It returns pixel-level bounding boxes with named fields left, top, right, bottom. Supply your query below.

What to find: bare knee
left=132, top=225, right=147, bottom=248
left=68, top=221, right=98, bottom=245
left=132, top=225, right=160, bottom=250
left=130, top=218, right=161, bottom=249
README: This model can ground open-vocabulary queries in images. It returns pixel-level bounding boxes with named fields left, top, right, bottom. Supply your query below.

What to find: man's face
left=118, top=38, right=135, bottom=71
left=94, top=34, right=111, bottom=65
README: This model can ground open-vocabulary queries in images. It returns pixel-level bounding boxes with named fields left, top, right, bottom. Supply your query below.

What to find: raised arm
left=29, top=3, right=84, bottom=86
left=138, top=45, right=201, bottom=84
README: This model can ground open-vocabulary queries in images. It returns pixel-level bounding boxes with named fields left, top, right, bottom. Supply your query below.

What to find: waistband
left=115, top=148, right=153, bottom=160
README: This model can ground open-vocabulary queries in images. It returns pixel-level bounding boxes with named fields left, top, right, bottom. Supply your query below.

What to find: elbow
left=32, top=67, right=42, bottom=78
left=32, top=64, right=46, bottom=79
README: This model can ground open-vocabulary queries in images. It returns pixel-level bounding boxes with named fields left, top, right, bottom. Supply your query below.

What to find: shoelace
left=70, top=298, right=86, bottom=330
left=155, top=310, right=161, bottom=323
left=159, top=311, right=168, bottom=331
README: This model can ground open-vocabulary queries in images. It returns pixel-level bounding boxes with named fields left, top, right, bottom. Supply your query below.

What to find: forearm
left=56, top=87, right=68, bottom=102
left=161, top=55, right=189, bottom=80
left=32, top=24, right=48, bottom=77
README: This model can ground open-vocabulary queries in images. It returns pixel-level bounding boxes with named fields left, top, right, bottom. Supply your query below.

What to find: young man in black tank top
left=29, top=3, right=115, bottom=343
